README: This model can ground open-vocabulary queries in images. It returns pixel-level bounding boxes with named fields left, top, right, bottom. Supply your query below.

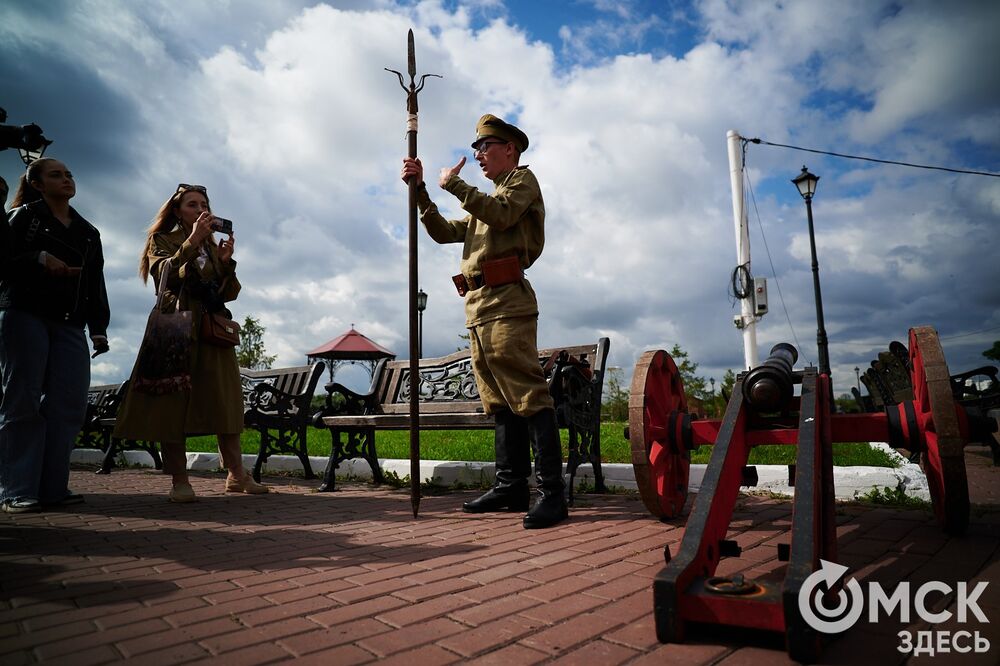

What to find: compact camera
left=212, top=217, right=234, bottom=235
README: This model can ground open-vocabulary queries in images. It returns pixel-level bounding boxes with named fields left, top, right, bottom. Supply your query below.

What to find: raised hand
left=439, top=156, right=466, bottom=187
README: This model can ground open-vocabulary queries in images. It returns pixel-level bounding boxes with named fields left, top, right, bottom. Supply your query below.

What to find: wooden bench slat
left=324, top=413, right=494, bottom=429
left=379, top=402, right=485, bottom=414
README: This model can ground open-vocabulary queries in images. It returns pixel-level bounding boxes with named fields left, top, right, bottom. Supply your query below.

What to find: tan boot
left=169, top=482, right=197, bottom=503
left=226, top=471, right=269, bottom=494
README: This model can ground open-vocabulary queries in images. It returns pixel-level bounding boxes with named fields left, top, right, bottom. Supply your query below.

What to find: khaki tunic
left=418, top=166, right=544, bottom=327
left=418, top=166, right=552, bottom=416
left=114, top=227, right=244, bottom=443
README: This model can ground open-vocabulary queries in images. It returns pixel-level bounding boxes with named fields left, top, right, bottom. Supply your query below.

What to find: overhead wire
left=938, top=325, right=1000, bottom=341
left=741, top=136, right=999, bottom=361
left=747, top=138, right=1000, bottom=178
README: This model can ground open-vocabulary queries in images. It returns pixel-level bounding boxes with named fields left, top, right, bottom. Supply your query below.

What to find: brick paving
left=1, top=450, right=998, bottom=665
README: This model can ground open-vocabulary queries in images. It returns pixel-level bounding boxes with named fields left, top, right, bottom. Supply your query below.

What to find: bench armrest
left=321, top=381, right=377, bottom=415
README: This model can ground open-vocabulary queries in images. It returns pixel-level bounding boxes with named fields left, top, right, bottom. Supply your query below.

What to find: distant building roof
left=306, top=327, right=395, bottom=361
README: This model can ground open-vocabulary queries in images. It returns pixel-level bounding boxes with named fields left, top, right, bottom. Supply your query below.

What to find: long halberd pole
left=387, top=29, right=439, bottom=518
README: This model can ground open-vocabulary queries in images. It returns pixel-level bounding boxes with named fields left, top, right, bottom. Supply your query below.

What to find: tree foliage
left=984, top=341, right=1000, bottom=363
left=835, top=392, right=861, bottom=413
left=236, top=315, right=276, bottom=370
left=602, top=367, right=629, bottom=421
left=601, top=344, right=735, bottom=419
left=720, top=368, right=737, bottom=401
left=669, top=344, right=709, bottom=405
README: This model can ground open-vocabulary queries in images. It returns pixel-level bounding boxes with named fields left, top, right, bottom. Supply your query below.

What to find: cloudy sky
left=2, top=0, right=998, bottom=396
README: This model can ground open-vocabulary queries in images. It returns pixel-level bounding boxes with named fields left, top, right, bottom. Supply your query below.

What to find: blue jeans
left=0, top=309, right=90, bottom=504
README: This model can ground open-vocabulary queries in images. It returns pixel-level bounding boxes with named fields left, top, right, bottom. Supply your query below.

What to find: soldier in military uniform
left=400, top=114, right=567, bottom=529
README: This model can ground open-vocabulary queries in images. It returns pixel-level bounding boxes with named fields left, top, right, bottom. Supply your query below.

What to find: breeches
left=468, top=316, right=553, bottom=417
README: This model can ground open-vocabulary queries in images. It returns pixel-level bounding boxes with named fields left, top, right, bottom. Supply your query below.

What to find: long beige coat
left=114, top=227, right=243, bottom=443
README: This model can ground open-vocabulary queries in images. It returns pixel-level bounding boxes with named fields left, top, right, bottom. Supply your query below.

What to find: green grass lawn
left=185, top=421, right=900, bottom=467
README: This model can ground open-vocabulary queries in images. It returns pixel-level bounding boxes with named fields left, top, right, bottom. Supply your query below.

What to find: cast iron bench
left=243, top=362, right=326, bottom=481
left=315, top=338, right=610, bottom=499
left=77, top=382, right=124, bottom=450
left=77, top=380, right=164, bottom=473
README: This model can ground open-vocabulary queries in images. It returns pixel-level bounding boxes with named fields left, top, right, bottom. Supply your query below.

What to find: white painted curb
left=72, top=442, right=928, bottom=501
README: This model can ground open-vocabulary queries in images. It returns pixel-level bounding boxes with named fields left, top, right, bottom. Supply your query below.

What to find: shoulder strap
left=155, top=263, right=172, bottom=309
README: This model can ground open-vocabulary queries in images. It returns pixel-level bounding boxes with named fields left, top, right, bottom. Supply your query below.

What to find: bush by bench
left=315, top=338, right=610, bottom=500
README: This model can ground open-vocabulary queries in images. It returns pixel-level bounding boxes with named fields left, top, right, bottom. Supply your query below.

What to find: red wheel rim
left=629, top=350, right=691, bottom=518
left=910, top=326, right=969, bottom=536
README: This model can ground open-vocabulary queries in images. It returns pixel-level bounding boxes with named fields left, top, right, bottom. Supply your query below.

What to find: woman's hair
left=138, top=186, right=211, bottom=284
left=9, top=157, right=61, bottom=208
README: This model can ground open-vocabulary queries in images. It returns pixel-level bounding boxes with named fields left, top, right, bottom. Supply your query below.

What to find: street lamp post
left=854, top=366, right=861, bottom=393
left=791, top=166, right=831, bottom=378
left=416, top=288, right=427, bottom=358
left=709, top=377, right=716, bottom=416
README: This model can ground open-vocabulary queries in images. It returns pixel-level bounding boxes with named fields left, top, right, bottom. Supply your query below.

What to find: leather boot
left=523, top=408, right=568, bottom=529
left=463, top=409, right=531, bottom=513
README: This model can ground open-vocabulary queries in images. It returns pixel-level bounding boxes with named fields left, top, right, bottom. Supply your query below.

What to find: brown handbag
left=132, top=265, right=194, bottom=395
left=201, top=311, right=241, bottom=347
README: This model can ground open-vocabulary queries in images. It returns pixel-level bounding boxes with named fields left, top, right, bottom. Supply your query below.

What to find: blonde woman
left=115, top=184, right=266, bottom=502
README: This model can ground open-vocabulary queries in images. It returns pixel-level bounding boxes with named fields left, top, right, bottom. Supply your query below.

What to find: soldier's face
left=475, top=140, right=515, bottom=179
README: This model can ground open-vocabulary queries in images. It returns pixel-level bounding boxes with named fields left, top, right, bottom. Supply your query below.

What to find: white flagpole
left=727, top=130, right=759, bottom=370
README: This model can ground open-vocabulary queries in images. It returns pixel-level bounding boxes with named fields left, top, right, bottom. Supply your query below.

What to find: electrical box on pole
left=753, top=277, right=768, bottom=316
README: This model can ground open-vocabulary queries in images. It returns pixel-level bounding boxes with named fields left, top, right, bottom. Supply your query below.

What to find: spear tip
left=407, top=28, right=416, bottom=77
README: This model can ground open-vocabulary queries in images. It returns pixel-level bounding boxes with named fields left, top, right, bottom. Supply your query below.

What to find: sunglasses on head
left=175, top=183, right=207, bottom=196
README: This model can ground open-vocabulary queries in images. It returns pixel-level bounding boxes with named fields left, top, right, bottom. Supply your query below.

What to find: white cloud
left=2, top=0, right=997, bottom=397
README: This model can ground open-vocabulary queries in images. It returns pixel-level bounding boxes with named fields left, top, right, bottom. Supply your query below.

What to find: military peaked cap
left=471, top=114, right=529, bottom=152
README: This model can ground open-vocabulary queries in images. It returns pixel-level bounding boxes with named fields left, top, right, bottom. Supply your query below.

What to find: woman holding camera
left=114, top=183, right=267, bottom=502
left=0, top=158, right=110, bottom=513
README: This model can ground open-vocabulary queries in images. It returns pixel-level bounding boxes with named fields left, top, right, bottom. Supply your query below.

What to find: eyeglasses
left=473, top=141, right=507, bottom=157
left=175, top=183, right=207, bottom=196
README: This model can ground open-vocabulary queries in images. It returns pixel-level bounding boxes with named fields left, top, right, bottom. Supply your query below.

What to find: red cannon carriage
left=628, top=326, right=996, bottom=662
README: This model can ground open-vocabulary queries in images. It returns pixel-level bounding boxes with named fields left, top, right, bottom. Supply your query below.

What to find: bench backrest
left=85, top=380, right=129, bottom=422
left=371, top=339, right=610, bottom=415
left=240, top=363, right=326, bottom=415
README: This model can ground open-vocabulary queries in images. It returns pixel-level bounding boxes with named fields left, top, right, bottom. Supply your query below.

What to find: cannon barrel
left=742, top=343, right=799, bottom=413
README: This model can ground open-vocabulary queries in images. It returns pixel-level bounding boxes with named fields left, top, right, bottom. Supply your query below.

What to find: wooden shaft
left=407, top=128, right=420, bottom=518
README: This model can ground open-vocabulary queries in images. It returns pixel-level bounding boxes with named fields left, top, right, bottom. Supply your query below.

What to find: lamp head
left=791, top=165, right=819, bottom=200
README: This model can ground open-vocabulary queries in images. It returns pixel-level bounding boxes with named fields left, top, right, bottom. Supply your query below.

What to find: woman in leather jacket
left=0, top=158, right=110, bottom=513
left=114, top=183, right=268, bottom=502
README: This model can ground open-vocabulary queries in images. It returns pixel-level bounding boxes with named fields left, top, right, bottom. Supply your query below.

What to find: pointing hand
left=439, top=157, right=466, bottom=188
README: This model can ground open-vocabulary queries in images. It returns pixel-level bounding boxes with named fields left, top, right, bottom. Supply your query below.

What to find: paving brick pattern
left=1, top=452, right=998, bottom=665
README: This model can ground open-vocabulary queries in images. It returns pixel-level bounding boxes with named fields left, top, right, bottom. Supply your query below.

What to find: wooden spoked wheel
left=629, top=350, right=691, bottom=519
left=910, top=326, right=970, bottom=536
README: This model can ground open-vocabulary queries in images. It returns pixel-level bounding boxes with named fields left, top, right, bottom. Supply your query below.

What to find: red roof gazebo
left=306, top=326, right=396, bottom=383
